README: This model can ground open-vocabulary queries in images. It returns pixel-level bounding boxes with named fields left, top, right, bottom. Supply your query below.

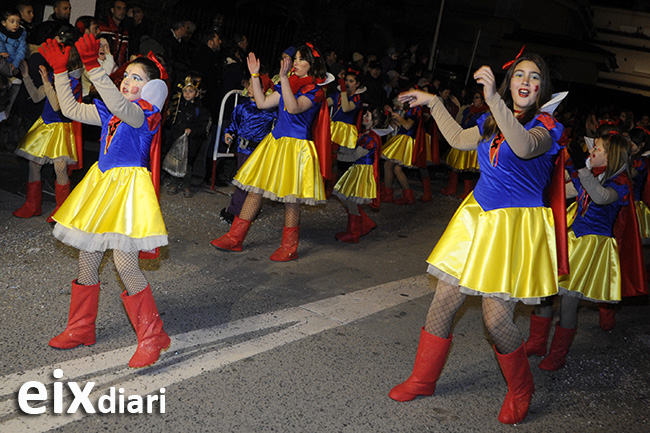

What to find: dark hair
left=74, top=15, right=95, bottom=34
left=56, top=26, right=80, bottom=46
left=482, top=52, right=553, bottom=140
left=2, top=9, right=21, bottom=21
left=53, top=0, right=70, bottom=8
left=364, top=105, right=389, bottom=131
left=295, top=44, right=326, bottom=80
left=171, top=20, right=186, bottom=31
left=629, top=127, right=649, bottom=157
left=199, top=30, right=219, bottom=45
left=129, top=57, right=160, bottom=80
left=67, top=46, right=82, bottom=71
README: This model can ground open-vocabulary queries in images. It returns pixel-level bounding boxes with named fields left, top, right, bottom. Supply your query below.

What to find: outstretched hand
left=279, top=56, right=292, bottom=77
left=247, top=52, right=260, bottom=75
left=75, top=33, right=101, bottom=70
left=397, top=89, right=436, bottom=108
left=473, top=66, right=497, bottom=100
left=38, top=38, right=70, bottom=74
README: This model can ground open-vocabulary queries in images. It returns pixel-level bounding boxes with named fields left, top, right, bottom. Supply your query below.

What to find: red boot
left=457, top=179, right=474, bottom=200
left=121, top=286, right=171, bottom=368
left=538, top=324, right=576, bottom=371
left=524, top=313, right=552, bottom=357
left=441, top=171, right=458, bottom=196
left=13, top=181, right=42, bottom=218
left=49, top=280, right=100, bottom=349
left=337, top=214, right=361, bottom=243
left=47, top=181, right=71, bottom=223
left=270, top=226, right=299, bottom=261
left=211, top=216, right=252, bottom=252
left=335, top=211, right=352, bottom=241
left=380, top=184, right=394, bottom=203
left=358, top=207, right=377, bottom=236
left=598, top=303, right=615, bottom=331
left=394, top=189, right=415, bottom=205
left=495, top=343, right=535, bottom=424
left=389, top=327, right=452, bottom=402
left=420, top=178, right=433, bottom=202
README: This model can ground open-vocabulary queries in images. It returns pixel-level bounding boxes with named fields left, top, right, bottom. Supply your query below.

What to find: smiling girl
left=39, top=34, right=171, bottom=368
left=388, top=51, right=565, bottom=424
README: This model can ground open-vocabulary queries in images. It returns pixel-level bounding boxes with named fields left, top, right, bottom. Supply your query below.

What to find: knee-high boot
left=420, top=178, right=433, bottom=202
left=538, top=324, right=576, bottom=371
left=358, top=207, right=377, bottom=236
left=270, top=226, right=299, bottom=261
left=337, top=214, right=361, bottom=243
left=441, top=171, right=458, bottom=196
left=121, top=286, right=171, bottom=368
left=47, top=181, right=71, bottom=223
left=598, top=303, right=615, bottom=331
left=389, top=327, right=452, bottom=402
left=524, top=313, right=552, bottom=357
left=13, top=181, right=42, bottom=218
left=211, top=215, right=252, bottom=251
left=495, top=343, right=535, bottom=424
left=49, top=280, right=100, bottom=349
left=380, top=184, right=394, bottom=203
left=394, top=188, right=415, bottom=205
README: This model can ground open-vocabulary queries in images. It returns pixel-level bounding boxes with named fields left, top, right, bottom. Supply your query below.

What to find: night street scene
left=1, top=0, right=649, bottom=432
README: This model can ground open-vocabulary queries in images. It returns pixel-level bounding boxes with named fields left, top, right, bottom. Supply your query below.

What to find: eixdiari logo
left=17, top=369, right=166, bottom=414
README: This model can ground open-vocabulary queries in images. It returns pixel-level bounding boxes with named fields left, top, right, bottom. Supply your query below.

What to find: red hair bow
left=502, top=45, right=525, bottom=70
left=599, top=119, right=617, bottom=127
left=305, top=42, right=320, bottom=58
left=347, top=68, right=360, bottom=76
left=146, top=51, right=169, bottom=81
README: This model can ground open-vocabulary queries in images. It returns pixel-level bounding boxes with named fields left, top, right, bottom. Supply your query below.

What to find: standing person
left=16, top=3, right=35, bottom=45
left=211, top=44, right=328, bottom=261
left=333, top=106, right=388, bottom=243
left=328, top=67, right=364, bottom=157
left=97, top=0, right=129, bottom=67
left=40, top=34, right=170, bottom=368
left=526, top=131, right=633, bottom=370
left=389, top=51, right=565, bottom=424
left=160, top=19, right=191, bottom=86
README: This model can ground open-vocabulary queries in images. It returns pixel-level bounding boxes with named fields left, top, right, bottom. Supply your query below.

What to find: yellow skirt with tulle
left=426, top=194, right=558, bottom=304
left=445, top=148, right=479, bottom=171
left=52, top=163, right=167, bottom=253
left=635, top=201, right=650, bottom=239
left=381, top=134, right=416, bottom=168
left=332, top=164, right=376, bottom=204
left=331, top=121, right=358, bottom=149
left=558, top=231, right=621, bottom=302
left=15, top=118, right=77, bottom=165
left=232, top=134, right=326, bottom=205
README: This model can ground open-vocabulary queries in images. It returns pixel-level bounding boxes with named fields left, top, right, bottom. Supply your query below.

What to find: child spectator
left=1, top=9, right=28, bottom=69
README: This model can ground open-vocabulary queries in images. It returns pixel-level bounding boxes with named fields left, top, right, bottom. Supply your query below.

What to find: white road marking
left=0, top=275, right=434, bottom=432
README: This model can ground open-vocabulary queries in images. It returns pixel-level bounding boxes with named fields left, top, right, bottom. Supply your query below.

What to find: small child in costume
left=220, top=75, right=277, bottom=224
left=163, top=72, right=211, bottom=197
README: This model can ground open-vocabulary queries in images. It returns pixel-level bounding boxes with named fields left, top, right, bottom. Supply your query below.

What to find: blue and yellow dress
left=52, top=99, right=167, bottom=253
left=444, top=105, right=488, bottom=172
left=427, top=112, right=564, bottom=304
left=381, top=106, right=421, bottom=168
left=15, top=77, right=80, bottom=166
left=232, top=79, right=326, bottom=205
left=333, top=130, right=381, bottom=204
left=330, top=91, right=361, bottom=150
left=560, top=170, right=628, bottom=303
left=631, top=157, right=650, bottom=238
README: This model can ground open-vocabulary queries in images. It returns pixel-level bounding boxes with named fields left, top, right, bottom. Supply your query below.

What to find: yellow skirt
left=558, top=231, right=621, bottom=302
left=635, top=201, right=650, bottom=239
left=381, top=134, right=416, bottom=168
left=15, top=117, right=77, bottom=165
left=332, top=164, right=376, bottom=204
left=331, top=121, right=358, bottom=149
left=445, top=148, right=479, bottom=171
left=426, top=194, right=558, bottom=304
left=232, top=134, right=326, bottom=205
left=52, top=163, right=167, bottom=252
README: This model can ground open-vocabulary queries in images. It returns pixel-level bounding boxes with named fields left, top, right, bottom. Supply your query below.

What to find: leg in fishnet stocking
left=424, top=280, right=466, bottom=338
left=77, top=250, right=104, bottom=285
left=113, top=250, right=148, bottom=295
left=482, top=297, right=521, bottom=354
left=558, top=295, right=580, bottom=330
left=28, top=161, right=43, bottom=182
left=53, top=159, right=69, bottom=185
left=284, top=203, right=300, bottom=227
left=239, top=192, right=262, bottom=221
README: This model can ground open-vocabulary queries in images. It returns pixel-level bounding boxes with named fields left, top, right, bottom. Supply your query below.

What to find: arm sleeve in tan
left=22, top=75, right=46, bottom=103
left=578, top=169, right=620, bottom=205
left=88, top=67, right=145, bottom=128
left=53, top=72, right=102, bottom=126
left=485, top=93, right=552, bottom=159
left=42, top=80, right=60, bottom=112
left=427, top=97, right=481, bottom=150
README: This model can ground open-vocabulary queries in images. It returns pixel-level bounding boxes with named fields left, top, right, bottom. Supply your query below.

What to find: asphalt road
left=1, top=148, right=649, bottom=433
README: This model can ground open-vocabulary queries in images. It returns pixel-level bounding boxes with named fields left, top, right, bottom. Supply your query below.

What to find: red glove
left=38, top=38, right=70, bottom=74
left=75, top=33, right=101, bottom=71
left=338, top=77, right=347, bottom=93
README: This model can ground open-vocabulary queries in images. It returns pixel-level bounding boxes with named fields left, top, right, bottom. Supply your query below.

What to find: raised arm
left=247, top=52, right=280, bottom=109
left=577, top=169, right=621, bottom=205
left=39, top=66, right=60, bottom=111
left=279, top=57, right=313, bottom=114
left=19, top=61, right=46, bottom=103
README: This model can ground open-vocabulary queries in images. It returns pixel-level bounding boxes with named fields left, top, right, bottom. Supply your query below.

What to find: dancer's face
left=293, top=52, right=311, bottom=78
left=120, top=64, right=150, bottom=101
left=509, top=60, right=541, bottom=112
left=590, top=138, right=608, bottom=168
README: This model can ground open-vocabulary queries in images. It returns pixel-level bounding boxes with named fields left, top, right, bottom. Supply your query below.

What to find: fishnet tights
left=27, top=160, right=69, bottom=185
left=425, top=280, right=523, bottom=354
left=77, top=250, right=147, bottom=295
left=239, top=192, right=301, bottom=227
left=344, top=201, right=360, bottom=215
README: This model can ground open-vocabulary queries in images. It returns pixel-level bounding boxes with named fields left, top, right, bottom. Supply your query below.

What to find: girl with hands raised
left=212, top=43, right=328, bottom=262
left=40, top=32, right=172, bottom=369
left=390, top=51, right=566, bottom=424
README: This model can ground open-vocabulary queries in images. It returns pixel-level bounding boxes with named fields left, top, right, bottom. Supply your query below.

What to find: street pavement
left=1, top=148, right=649, bottom=433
